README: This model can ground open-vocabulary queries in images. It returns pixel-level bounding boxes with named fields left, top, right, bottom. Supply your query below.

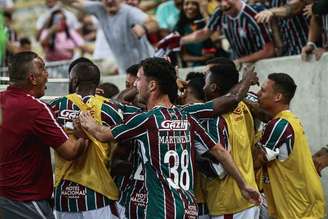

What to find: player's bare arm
left=211, top=67, right=258, bottom=115
left=209, top=143, right=261, bottom=204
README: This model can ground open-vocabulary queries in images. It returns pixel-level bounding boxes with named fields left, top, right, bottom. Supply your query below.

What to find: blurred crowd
left=0, top=0, right=327, bottom=73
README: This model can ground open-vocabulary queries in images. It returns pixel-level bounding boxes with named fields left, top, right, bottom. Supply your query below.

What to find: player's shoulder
left=246, top=2, right=267, bottom=13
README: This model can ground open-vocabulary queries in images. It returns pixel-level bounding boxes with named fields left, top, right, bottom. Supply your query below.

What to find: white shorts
left=211, top=206, right=260, bottom=219
left=55, top=204, right=120, bottom=219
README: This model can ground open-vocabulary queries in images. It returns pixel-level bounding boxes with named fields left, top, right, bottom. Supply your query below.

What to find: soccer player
left=255, top=0, right=309, bottom=56
left=254, top=73, right=326, bottom=218
left=50, top=62, right=123, bottom=218
left=180, top=72, right=210, bottom=219
left=0, top=52, right=87, bottom=218
left=202, top=63, right=260, bottom=218
left=79, top=57, right=260, bottom=218
left=169, top=0, right=275, bottom=66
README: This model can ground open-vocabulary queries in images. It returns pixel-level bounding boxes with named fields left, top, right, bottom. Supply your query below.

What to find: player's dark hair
left=71, top=62, right=101, bottom=87
left=8, top=51, right=39, bottom=82
left=185, top=72, right=205, bottom=101
left=268, top=73, right=297, bottom=104
left=68, top=57, right=93, bottom=74
left=206, top=57, right=235, bottom=66
left=126, top=64, right=139, bottom=76
left=208, top=64, right=239, bottom=96
left=139, top=57, right=178, bottom=103
left=98, top=82, right=120, bottom=98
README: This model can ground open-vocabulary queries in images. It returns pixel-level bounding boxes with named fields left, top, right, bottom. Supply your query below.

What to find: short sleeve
left=259, top=118, right=294, bottom=151
left=111, top=112, right=150, bottom=142
left=189, top=116, right=216, bottom=154
left=181, top=101, right=214, bottom=119
left=127, top=6, right=148, bottom=26
left=155, top=3, right=169, bottom=29
left=204, top=117, right=230, bottom=150
left=207, top=8, right=222, bottom=32
left=101, top=100, right=123, bottom=127
left=33, top=103, right=68, bottom=149
left=84, top=1, right=107, bottom=19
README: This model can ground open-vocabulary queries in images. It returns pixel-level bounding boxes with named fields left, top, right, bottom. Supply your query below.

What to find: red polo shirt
left=0, top=86, right=68, bottom=201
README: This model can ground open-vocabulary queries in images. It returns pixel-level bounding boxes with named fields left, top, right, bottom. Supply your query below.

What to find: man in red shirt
left=0, top=51, right=87, bottom=218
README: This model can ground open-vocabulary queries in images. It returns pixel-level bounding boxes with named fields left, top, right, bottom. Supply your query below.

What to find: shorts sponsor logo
left=159, top=120, right=189, bottom=131
left=61, top=185, right=86, bottom=199
left=130, top=192, right=147, bottom=208
left=185, top=204, right=198, bottom=218
left=58, top=110, right=79, bottom=120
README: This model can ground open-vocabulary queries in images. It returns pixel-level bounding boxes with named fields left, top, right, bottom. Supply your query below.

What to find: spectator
left=304, top=0, right=328, bottom=16
left=175, top=0, right=217, bottom=66
left=156, top=0, right=182, bottom=37
left=40, top=9, right=88, bottom=62
left=179, top=0, right=275, bottom=67
left=77, top=13, right=97, bottom=42
left=92, top=18, right=118, bottom=75
left=0, top=0, right=14, bottom=13
left=36, top=0, right=80, bottom=41
left=0, top=51, right=87, bottom=218
left=96, top=82, right=120, bottom=98
left=301, top=13, right=328, bottom=61
left=18, top=37, right=32, bottom=53
left=0, top=12, right=7, bottom=65
left=255, top=0, right=309, bottom=56
left=62, top=0, right=156, bottom=74
left=3, top=11, right=18, bottom=65
left=125, top=0, right=161, bottom=46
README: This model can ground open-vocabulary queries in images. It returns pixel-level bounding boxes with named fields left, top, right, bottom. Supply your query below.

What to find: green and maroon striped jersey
left=112, top=105, right=217, bottom=219
left=50, top=95, right=122, bottom=212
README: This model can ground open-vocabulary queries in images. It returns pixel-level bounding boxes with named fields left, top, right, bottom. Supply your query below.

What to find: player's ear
left=149, top=80, right=157, bottom=92
left=274, top=93, right=283, bottom=103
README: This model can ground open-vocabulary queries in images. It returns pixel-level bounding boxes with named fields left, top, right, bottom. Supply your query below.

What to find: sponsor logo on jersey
left=61, top=185, right=86, bottom=199
left=159, top=120, right=189, bottom=131
left=130, top=192, right=147, bottom=208
left=58, top=110, right=79, bottom=120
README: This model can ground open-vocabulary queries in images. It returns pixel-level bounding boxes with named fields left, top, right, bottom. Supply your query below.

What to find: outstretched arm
left=59, top=0, right=86, bottom=12
left=180, top=28, right=212, bottom=45
left=210, top=144, right=261, bottom=204
left=211, top=67, right=258, bottom=115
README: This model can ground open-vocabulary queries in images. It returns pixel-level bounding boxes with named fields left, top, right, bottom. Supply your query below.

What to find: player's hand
left=176, top=78, right=188, bottom=92
left=72, top=118, right=88, bottom=139
left=303, top=4, right=313, bottom=18
left=243, top=66, right=259, bottom=86
left=131, top=24, right=146, bottom=39
left=255, top=10, right=274, bottom=23
left=241, top=186, right=261, bottom=205
left=79, top=111, right=98, bottom=133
